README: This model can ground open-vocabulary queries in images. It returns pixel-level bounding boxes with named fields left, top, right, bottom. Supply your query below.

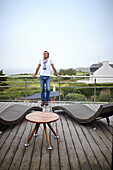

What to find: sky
left=0, top=0, right=113, bottom=74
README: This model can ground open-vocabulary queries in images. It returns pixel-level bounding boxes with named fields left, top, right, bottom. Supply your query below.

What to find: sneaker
left=41, top=102, right=44, bottom=106
left=45, top=102, right=49, bottom=106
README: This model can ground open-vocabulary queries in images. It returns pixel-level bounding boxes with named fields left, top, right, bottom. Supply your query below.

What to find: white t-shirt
left=39, top=59, right=53, bottom=76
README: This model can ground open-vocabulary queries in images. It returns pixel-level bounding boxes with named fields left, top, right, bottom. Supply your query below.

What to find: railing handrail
left=0, top=75, right=113, bottom=78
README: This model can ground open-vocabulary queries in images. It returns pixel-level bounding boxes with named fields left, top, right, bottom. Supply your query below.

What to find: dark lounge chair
left=52, top=103, right=113, bottom=125
left=0, top=104, right=42, bottom=125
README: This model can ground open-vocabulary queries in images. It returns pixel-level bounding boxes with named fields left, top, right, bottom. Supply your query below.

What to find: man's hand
left=32, top=74, right=36, bottom=78
left=56, top=75, right=62, bottom=77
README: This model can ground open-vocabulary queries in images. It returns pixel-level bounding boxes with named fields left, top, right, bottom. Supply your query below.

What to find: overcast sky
left=0, top=0, right=113, bottom=74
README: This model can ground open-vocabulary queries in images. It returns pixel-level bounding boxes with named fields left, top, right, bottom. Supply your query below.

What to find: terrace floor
left=0, top=102, right=112, bottom=170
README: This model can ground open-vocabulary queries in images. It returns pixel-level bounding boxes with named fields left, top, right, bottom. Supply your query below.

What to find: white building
left=90, top=61, right=113, bottom=83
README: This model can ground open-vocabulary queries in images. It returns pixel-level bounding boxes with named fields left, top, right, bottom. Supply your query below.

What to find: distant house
left=90, top=62, right=113, bottom=75
left=90, top=61, right=113, bottom=83
left=77, top=61, right=113, bottom=84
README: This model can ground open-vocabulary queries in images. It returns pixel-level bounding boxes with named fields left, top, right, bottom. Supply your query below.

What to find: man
left=33, top=51, right=60, bottom=106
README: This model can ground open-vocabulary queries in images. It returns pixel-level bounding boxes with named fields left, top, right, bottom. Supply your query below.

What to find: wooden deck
left=0, top=102, right=112, bottom=170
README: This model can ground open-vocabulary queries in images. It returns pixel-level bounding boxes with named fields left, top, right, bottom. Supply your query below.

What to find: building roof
left=90, top=63, right=102, bottom=69
left=90, top=62, right=113, bottom=74
left=90, top=63, right=113, bottom=69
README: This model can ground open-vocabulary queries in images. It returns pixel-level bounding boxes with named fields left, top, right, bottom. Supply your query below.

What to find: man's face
left=43, top=52, right=48, bottom=59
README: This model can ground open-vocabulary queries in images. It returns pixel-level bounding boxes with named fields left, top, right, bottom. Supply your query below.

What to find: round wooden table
left=24, top=111, right=59, bottom=150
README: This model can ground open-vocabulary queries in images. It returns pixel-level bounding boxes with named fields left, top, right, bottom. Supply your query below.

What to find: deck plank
left=71, top=119, right=101, bottom=170
left=19, top=123, right=35, bottom=170
left=0, top=125, right=13, bottom=146
left=30, top=124, right=43, bottom=170
left=56, top=114, right=70, bottom=170
left=81, top=124, right=111, bottom=169
left=39, top=128, right=50, bottom=170
left=0, top=120, right=27, bottom=170
left=66, top=115, right=91, bottom=170
left=60, top=114, right=80, bottom=170
left=50, top=122, right=60, bottom=170
left=96, top=120, right=112, bottom=141
left=95, top=124, right=112, bottom=154
left=87, top=124, right=111, bottom=165
left=96, top=122, right=112, bottom=146
left=100, top=118, right=112, bottom=133
left=9, top=121, right=33, bottom=170
left=0, top=122, right=20, bottom=166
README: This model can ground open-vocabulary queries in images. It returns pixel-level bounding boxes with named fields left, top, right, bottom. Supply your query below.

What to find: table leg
left=47, top=123, right=59, bottom=139
left=43, top=123, right=52, bottom=150
left=25, top=123, right=37, bottom=147
left=34, top=123, right=40, bottom=136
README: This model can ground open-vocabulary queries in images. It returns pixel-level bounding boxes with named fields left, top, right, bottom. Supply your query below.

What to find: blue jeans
left=40, top=76, right=50, bottom=102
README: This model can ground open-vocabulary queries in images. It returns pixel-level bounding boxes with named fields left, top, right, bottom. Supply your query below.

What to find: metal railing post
left=111, top=127, right=113, bottom=169
left=59, top=78, right=61, bottom=102
left=94, top=78, right=96, bottom=103
left=25, top=78, right=27, bottom=101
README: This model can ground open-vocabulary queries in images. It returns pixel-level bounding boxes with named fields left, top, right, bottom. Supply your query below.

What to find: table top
left=25, top=111, right=59, bottom=123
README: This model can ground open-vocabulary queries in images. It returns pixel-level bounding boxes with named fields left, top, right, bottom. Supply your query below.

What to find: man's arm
left=51, top=64, right=57, bottom=76
left=51, top=64, right=61, bottom=77
left=32, top=64, right=41, bottom=78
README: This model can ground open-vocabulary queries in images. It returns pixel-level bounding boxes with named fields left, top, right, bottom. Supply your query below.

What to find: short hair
left=44, top=51, right=49, bottom=58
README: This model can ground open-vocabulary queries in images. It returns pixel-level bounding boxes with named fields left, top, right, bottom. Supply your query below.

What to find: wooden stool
left=24, top=111, right=59, bottom=150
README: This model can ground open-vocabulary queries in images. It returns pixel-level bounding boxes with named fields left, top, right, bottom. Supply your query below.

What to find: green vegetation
left=0, top=71, right=113, bottom=102
left=91, top=95, right=98, bottom=101
left=65, top=93, right=86, bottom=101
left=0, top=75, right=41, bottom=101
left=99, top=89, right=111, bottom=102
left=58, top=68, right=76, bottom=76
left=0, top=70, right=8, bottom=91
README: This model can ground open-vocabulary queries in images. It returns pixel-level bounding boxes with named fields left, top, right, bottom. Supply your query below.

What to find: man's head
left=43, top=51, right=49, bottom=59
